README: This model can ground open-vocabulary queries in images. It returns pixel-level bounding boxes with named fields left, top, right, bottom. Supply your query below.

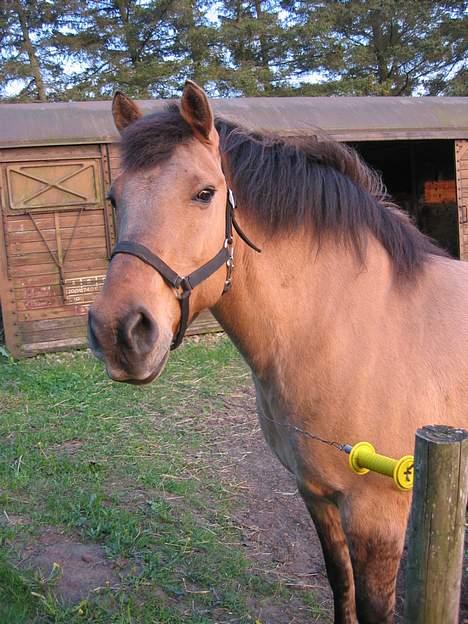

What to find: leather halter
left=110, top=189, right=261, bottom=350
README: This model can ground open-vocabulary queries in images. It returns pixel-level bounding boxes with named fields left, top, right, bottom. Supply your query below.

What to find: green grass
left=0, top=336, right=326, bottom=623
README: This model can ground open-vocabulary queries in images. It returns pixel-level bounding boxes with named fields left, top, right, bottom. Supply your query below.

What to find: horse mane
left=121, top=103, right=446, bottom=276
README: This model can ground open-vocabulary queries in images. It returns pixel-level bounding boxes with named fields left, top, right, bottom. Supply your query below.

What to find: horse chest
left=253, top=376, right=301, bottom=475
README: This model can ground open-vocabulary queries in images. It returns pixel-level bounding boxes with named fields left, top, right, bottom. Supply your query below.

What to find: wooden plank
left=404, top=425, right=468, bottom=624
left=15, top=277, right=105, bottom=303
left=21, top=336, right=87, bottom=355
left=187, top=309, right=222, bottom=336
left=17, top=295, right=66, bottom=311
left=10, top=258, right=108, bottom=278
left=0, top=145, right=101, bottom=163
left=8, top=246, right=107, bottom=267
left=19, top=316, right=88, bottom=332
left=9, top=236, right=106, bottom=256
left=13, top=267, right=107, bottom=288
left=455, top=140, right=468, bottom=260
left=16, top=278, right=103, bottom=309
left=108, top=145, right=121, bottom=182
left=18, top=304, right=90, bottom=323
left=15, top=284, right=63, bottom=301
left=0, top=168, right=21, bottom=357
left=21, top=323, right=86, bottom=343
left=15, top=282, right=106, bottom=304
left=108, top=144, right=120, bottom=156
left=6, top=211, right=105, bottom=232
left=8, top=224, right=105, bottom=243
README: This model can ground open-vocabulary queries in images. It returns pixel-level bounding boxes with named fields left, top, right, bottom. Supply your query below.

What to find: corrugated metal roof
left=0, top=96, right=466, bottom=148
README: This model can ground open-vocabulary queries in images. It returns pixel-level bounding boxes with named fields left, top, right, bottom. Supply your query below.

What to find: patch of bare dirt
left=0, top=512, right=29, bottom=526
left=49, top=439, right=83, bottom=456
left=207, top=386, right=333, bottom=623
left=17, top=528, right=136, bottom=604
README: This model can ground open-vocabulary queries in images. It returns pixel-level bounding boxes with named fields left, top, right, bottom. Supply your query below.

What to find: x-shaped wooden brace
left=11, top=163, right=95, bottom=207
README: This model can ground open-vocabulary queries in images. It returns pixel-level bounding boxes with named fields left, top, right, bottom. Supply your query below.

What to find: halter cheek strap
left=110, top=189, right=260, bottom=350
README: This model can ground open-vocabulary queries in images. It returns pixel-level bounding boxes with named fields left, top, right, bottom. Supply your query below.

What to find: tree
left=163, top=0, right=225, bottom=94
left=286, top=0, right=468, bottom=96
left=217, top=0, right=291, bottom=95
left=55, top=0, right=177, bottom=99
left=0, top=0, right=466, bottom=100
left=0, top=0, right=72, bottom=101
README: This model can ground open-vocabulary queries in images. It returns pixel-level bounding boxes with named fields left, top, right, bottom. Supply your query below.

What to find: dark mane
left=121, top=103, right=446, bottom=276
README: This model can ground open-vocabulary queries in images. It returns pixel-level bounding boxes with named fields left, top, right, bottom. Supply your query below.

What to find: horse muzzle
left=87, top=304, right=170, bottom=384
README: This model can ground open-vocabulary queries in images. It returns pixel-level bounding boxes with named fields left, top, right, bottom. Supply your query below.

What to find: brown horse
left=88, top=81, right=468, bottom=624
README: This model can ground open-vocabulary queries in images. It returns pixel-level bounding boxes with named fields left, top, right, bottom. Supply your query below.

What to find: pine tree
left=0, top=0, right=72, bottom=101
left=0, top=0, right=466, bottom=100
left=285, top=0, right=467, bottom=96
left=217, top=0, right=290, bottom=95
left=164, top=0, right=224, bottom=94
left=56, top=0, right=176, bottom=99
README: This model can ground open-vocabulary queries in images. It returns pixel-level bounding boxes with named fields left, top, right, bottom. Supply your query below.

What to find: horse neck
left=212, top=216, right=397, bottom=377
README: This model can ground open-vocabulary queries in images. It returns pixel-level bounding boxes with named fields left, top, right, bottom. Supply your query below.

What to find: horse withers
left=88, top=81, right=468, bottom=624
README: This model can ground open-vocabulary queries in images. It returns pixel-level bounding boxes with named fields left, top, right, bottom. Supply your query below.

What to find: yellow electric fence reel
left=343, top=442, right=414, bottom=491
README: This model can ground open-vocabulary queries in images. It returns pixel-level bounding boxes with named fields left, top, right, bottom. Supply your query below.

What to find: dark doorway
left=351, top=140, right=459, bottom=258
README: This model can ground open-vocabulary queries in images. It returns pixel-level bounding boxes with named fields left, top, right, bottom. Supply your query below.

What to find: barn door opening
left=352, top=139, right=459, bottom=258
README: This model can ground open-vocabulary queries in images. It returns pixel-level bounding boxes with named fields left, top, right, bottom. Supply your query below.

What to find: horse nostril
left=118, top=307, right=159, bottom=355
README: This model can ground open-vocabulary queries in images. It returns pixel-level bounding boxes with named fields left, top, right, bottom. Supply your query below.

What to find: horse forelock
left=120, top=104, right=194, bottom=172
left=120, top=104, right=446, bottom=277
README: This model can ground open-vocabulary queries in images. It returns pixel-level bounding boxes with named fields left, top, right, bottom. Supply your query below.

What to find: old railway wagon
left=0, top=97, right=467, bottom=358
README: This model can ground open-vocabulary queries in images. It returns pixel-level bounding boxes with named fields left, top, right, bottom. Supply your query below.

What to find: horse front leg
left=299, top=486, right=358, bottom=624
left=343, top=494, right=407, bottom=624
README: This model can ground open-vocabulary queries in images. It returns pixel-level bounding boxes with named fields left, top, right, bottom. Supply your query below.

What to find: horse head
left=88, top=82, right=230, bottom=383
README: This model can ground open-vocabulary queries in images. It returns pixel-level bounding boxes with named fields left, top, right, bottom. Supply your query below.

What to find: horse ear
left=180, top=80, right=216, bottom=145
left=112, top=91, right=142, bottom=133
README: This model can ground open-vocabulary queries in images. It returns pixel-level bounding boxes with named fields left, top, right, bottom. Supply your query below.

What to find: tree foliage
left=0, top=0, right=466, bottom=100
left=287, top=0, right=468, bottom=96
left=0, top=0, right=75, bottom=101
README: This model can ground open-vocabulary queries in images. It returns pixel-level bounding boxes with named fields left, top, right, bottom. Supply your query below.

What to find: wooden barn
left=0, top=97, right=467, bottom=358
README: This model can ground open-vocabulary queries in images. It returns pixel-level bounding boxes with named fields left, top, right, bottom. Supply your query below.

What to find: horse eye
left=195, top=188, right=215, bottom=203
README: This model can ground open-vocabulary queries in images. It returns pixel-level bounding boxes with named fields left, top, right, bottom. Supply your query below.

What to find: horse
left=88, top=81, right=468, bottom=624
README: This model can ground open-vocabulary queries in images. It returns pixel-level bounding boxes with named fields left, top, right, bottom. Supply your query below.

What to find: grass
left=0, top=335, right=328, bottom=623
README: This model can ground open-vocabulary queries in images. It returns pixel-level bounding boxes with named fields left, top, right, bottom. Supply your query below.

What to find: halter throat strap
left=110, top=189, right=260, bottom=350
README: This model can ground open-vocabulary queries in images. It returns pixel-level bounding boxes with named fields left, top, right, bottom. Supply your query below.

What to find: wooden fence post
left=404, top=424, right=468, bottom=624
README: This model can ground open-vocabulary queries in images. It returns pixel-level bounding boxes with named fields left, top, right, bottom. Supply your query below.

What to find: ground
left=0, top=335, right=465, bottom=623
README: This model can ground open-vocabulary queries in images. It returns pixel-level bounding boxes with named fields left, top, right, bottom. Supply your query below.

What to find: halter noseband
left=110, top=189, right=261, bottom=350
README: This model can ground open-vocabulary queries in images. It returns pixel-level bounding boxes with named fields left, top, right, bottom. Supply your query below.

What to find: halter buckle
left=223, top=241, right=234, bottom=293
left=174, top=277, right=192, bottom=300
